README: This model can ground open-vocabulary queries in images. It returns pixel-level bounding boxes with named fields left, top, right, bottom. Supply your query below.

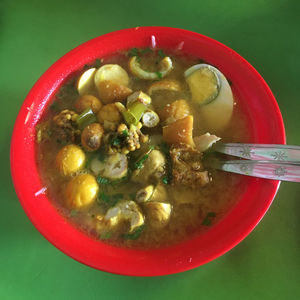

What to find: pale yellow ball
left=65, top=174, right=99, bottom=209
left=55, top=144, right=85, bottom=176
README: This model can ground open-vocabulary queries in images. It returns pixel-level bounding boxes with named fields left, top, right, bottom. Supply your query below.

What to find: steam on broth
left=36, top=47, right=249, bottom=249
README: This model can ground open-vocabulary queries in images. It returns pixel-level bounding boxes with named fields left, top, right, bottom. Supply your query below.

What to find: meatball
left=65, top=174, right=99, bottom=209
left=74, top=95, right=102, bottom=114
left=55, top=144, right=85, bottom=176
left=97, top=103, right=122, bottom=124
left=81, top=123, right=104, bottom=152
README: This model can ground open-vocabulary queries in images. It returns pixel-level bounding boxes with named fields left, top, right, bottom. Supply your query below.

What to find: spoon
left=206, top=143, right=300, bottom=182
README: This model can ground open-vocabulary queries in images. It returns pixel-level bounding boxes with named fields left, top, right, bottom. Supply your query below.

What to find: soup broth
left=36, top=48, right=249, bottom=249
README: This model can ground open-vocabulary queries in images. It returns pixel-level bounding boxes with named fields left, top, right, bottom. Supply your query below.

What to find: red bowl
left=10, top=27, right=285, bottom=276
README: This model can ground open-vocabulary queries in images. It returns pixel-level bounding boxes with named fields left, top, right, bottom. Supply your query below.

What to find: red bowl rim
left=10, top=26, right=285, bottom=276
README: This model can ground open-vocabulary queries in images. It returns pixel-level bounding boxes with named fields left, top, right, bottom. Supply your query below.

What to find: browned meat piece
left=170, top=144, right=210, bottom=188
left=52, top=109, right=81, bottom=143
left=104, top=123, right=149, bottom=155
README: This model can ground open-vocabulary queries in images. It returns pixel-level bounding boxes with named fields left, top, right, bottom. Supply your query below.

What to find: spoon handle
left=214, top=143, right=300, bottom=163
left=209, top=160, right=300, bottom=182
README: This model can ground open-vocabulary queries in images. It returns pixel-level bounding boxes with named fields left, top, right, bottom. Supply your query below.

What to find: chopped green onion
left=122, top=225, right=145, bottom=240
left=94, top=58, right=102, bottom=68
left=162, top=176, right=169, bottom=185
left=134, top=146, right=155, bottom=170
left=122, top=130, right=128, bottom=137
left=111, top=137, right=121, bottom=146
left=128, top=47, right=139, bottom=57
left=97, top=175, right=128, bottom=186
left=202, top=212, right=216, bottom=226
left=123, top=101, right=147, bottom=126
left=98, top=192, right=123, bottom=207
left=141, top=47, right=152, bottom=54
left=158, top=49, right=166, bottom=58
left=76, top=107, right=97, bottom=130
left=70, top=210, right=78, bottom=217
left=100, top=232, right=112, bottom=240
left=159, top=143, right=172, bottom=184
left=96, top=176, right=110, bottom=185
left=155, top=71, right=163, bottom=79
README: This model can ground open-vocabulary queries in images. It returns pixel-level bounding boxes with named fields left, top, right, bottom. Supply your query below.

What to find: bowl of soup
left=10, top=27, right=285, bottom=276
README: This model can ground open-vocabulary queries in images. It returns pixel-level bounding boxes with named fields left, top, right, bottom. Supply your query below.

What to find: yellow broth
left=36, top=48, right=250, bottom=249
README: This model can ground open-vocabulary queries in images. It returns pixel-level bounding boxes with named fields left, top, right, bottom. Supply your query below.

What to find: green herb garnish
left=70, top=210, right=78, bottom=217
left=202, top=212, right=216, bottom=226
left=96, top=176, right=110, bottom=185
left=128, top=47, right=139, bottom=57
left=98, top=192, right=123, bottom=206
left=162, top=176, right=169, bottom=185
left=100, top=232, right=112, bottom=240
left=140, top=47, right=152, bottom=54
left=122, top=225, right=145, bottom=240
left=158, top=49, right=166, bottom=58
left=155, top=71, right=163, bottom=79
left=94, top=58, right=102, bottom=68
left=111, top=137, right=121, bottom=146
left=122, top=130, right=128, bottom=137
left=134, top=146, right=155, bottom=170
left=159, top=142, right=172, bottom=184
left=96, top=175, right=128, bottom=186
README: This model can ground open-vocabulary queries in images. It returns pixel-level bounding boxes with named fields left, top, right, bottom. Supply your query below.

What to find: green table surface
left=1, top=0, right=299, bottom=299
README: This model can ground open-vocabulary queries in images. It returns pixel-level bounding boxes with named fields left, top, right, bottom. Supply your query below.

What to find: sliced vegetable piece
left=142, top=111, right=160, bottom=128
left=122, top=101, right=147, bottom=126
left=185, top=64, right=220, bottom=105
left=94, top=64, right=129, bottom=87
left=147, top=79, right=181, bottom=95
left=76, top=108, right=97, bottom=130
left=127, top=91, right=151, bottom=107
left=102, top=153, right=128, bottom=179
left=76, top=67, right=97, bottom=96
left=55, top=144, right=85, bottom=176
left=114, top=102, right=126, bottom=114
left=65, top=174, right=99, bottom=209
left=194, top=133, right=221, bottom=152
left=143, top=202, right=172, bottom=228
left=159, top=99, right=191, bottom=125
left=129, top=56, right=173, bottom=80
left=163, top=115, right=194, bottom=146
left=75, top=94, right=102, bottom=114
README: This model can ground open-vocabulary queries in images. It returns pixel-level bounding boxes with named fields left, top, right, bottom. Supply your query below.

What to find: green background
left=1, top=0, right=299, bottom=299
